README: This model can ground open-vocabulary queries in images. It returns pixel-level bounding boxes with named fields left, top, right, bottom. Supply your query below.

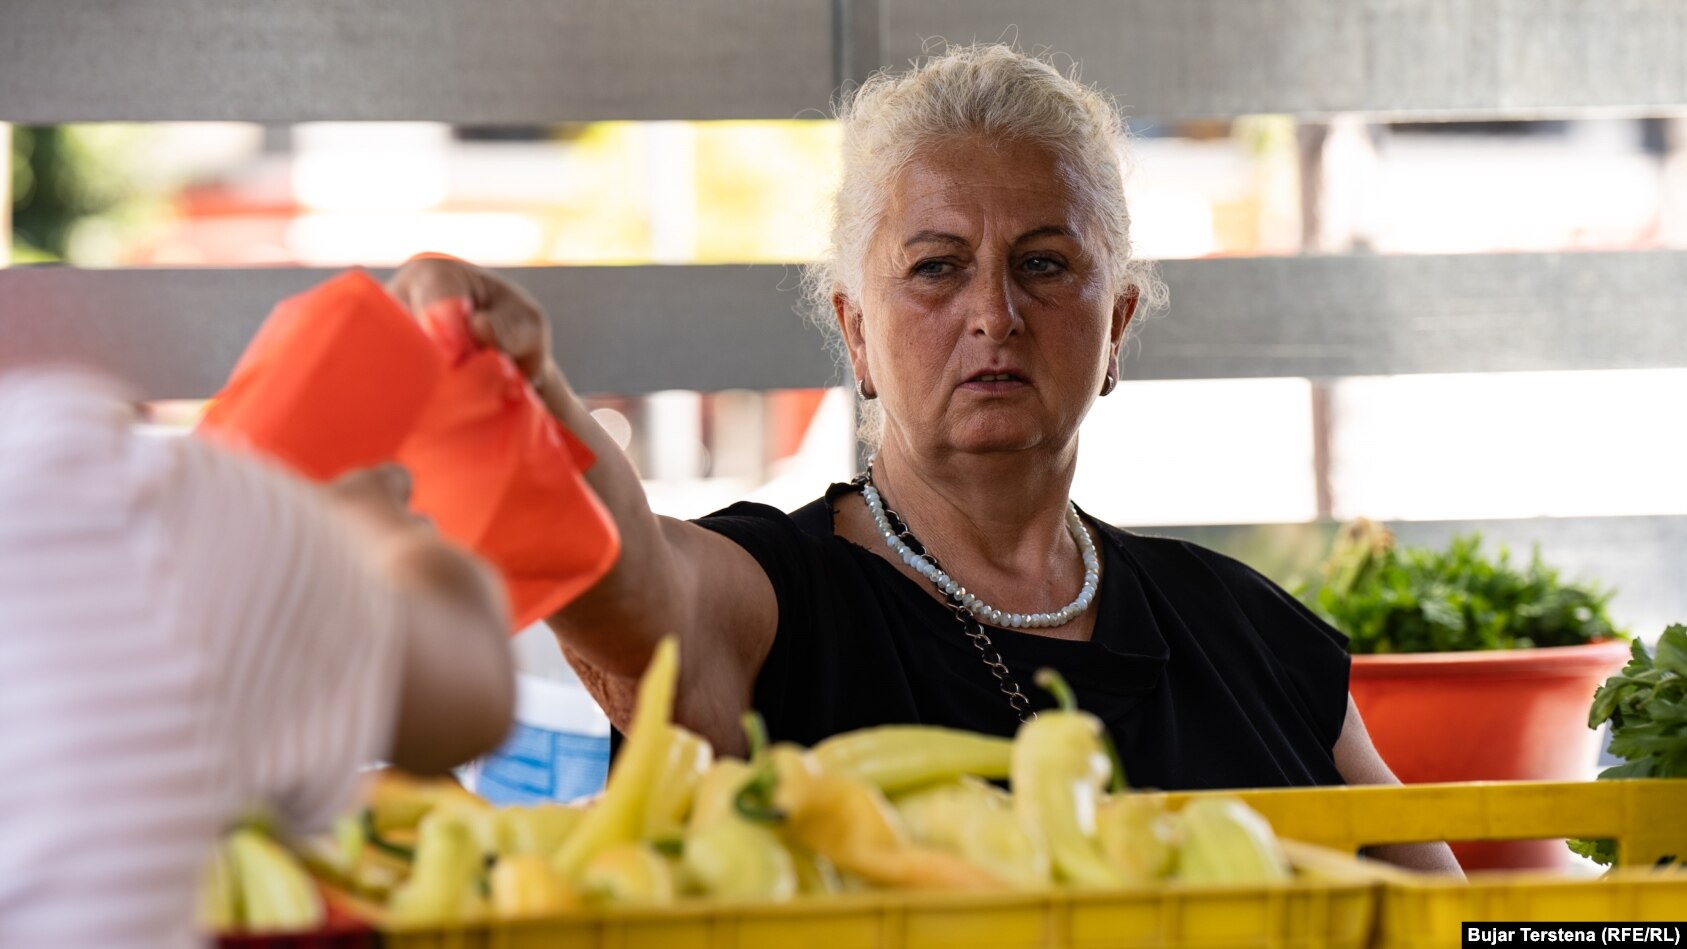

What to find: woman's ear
left=1103, top=286, right=1138, bottom=382
left=1112, top=285, right=1139, bottom=346
left=834, top=289, right=870, bottom=376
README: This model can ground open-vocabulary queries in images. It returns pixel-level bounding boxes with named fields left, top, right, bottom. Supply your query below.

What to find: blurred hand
left=325, top=462, right=510, bottom=627
left=327, top=466, right=514, bottom=776
left=385, top=254, right=554, bottom=383
left=324, top=463, right=419, bottom=540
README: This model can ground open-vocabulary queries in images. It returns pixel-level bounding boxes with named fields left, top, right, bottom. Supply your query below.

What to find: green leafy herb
left=1298, top=520, right=1623, bottom=655
left=1569, top=626, right=1687, bottom=866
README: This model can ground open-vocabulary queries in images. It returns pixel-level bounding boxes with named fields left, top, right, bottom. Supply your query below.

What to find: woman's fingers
left=467, top=311, right=500, bottom=353
left=484, top=307, right=548, bottom=379
left=387, top=257, right=471, bottom=313
left=467, top=289, right=550, bottom=381
left=390, top=255, right=552, bottom=382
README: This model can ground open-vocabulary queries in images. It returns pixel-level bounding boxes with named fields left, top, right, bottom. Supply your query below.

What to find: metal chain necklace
left=854, top=458, right=1100, bottom=723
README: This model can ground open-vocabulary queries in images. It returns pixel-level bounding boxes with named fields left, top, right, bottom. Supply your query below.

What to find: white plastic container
left=468, top=623, right=612, bottom=804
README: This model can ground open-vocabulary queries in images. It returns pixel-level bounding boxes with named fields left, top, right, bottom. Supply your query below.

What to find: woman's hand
left=386, top=254, right=554, bottom=384
left=386, top=255, right=777, bottom=758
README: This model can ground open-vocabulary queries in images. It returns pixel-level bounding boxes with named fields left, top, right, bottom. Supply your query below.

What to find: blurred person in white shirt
left=0, top=368, right=516, bottom=949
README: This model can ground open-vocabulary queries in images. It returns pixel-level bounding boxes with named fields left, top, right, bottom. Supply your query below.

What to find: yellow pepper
left=489, top=854, right=579, bottom=917
left=682, top=818, right=797, bottom=902
left=730, top=712, right=996, bottom=891
left=895, top=778, right=1051, bottom=888
left=296, top=815, right=404, bottom=902
left=813, top=725, right=1014, bottom=794
left=789, top=846, right=841, bottom=894
left=224, top=828, right=327, bottom=933
left=579, top=842, right=676, bottom=905
left=552, top=637, right=679, bottom=878
left=385, top=811, right=487, bottom=925
left=364, top=768, right=490, bottom=835
left=689, top=758, right=755, bottom=831
left=1095, top=792, right=1179, bottom=882
left=349, top=849, right=407, bottom=903
left=642, top=724, right=713, bottom=841
left=694, top=757, right=837, bottom=894
left=292, top=813, right=366, bottom=887
left=429, top=796, right=504, bottom=857
left=1011, top=668, right=1124, bottom=888
left=500, top=804, right=587, bottom=857
left=330, top=813, right=365, bottom=875
left=683, top=726, right=802, bottom=901
left=194, top=842, right=237, bottom=931
left=1176, top=797, right=1291, bottom=885
left=296, top=817, right=405, bottom=909
left=752, top=745, right=836, bottom=896
left=778, top=771, right=1005, bottom=890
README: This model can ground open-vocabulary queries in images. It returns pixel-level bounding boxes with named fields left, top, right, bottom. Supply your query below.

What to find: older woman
left=387, top=45, right=1459, bottom=872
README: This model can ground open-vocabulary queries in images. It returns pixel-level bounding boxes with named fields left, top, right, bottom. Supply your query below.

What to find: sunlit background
left=9, top=115, right=1687, bottom=632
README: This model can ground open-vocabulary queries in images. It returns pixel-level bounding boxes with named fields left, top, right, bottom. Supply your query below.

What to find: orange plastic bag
left=396, top=301, right=620, bottom=630
left=197, top=270, right=445, bottom=481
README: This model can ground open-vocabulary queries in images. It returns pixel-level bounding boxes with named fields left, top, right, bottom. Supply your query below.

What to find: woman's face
left=839, top=137, right=1133, bottom=459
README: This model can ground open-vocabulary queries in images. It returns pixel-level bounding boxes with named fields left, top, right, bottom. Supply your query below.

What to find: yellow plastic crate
left=1168, top=779, right=1687, bottom=949
left=368, top=841, right=1376, bottom=949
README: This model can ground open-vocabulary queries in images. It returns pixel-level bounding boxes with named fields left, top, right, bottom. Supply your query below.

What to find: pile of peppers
left=293, top=636, right=1292, bottom=924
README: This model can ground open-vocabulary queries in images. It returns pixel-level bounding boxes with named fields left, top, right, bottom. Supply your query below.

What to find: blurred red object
left=215, top=920, right=372, bottom=949
left=214, top=883, right=376, bottom=949
left=198, top=270, right=618, bottom=631
left=397, top=300, right=620, bottom=630
left=198, top=271, right=445, bottom=481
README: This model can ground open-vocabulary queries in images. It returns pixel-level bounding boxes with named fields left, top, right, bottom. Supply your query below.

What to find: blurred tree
left=11, top=125, right=157, bottom=265
left=13, top=127, right=77, bottom=261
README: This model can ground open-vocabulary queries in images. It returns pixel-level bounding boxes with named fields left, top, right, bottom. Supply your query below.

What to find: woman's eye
left=1022, top=255, right=1064, bottom=275
left=913, top=259, right=953, bottom=277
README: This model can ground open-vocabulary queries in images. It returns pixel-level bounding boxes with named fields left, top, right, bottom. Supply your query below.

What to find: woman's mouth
left=961, top=371, right=1030, bottom=392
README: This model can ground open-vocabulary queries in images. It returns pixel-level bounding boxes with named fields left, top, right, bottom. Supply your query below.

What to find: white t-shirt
left=0, top=370, right=408, bottom=948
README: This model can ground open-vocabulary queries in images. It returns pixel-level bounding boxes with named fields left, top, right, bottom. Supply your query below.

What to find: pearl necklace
left=861, top=461, right=1099, bottom=629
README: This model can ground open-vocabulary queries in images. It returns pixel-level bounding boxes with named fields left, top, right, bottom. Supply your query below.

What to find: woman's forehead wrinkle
left=903, top=230, right=971, bottom=249
left=1015, top=225, right=1079, bottom=244
left=875, top=148, right=1095, bottom=264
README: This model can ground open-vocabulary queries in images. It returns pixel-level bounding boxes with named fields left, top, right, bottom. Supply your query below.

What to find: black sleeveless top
left=690, top=482, right=1350, bottom=791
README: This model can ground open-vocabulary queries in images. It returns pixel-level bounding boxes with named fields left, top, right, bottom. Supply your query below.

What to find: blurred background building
left=5, top=0, right=1687, bottom=638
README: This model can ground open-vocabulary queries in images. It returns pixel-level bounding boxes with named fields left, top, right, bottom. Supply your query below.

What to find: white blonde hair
left=803, top=43, right=1167, bottom=442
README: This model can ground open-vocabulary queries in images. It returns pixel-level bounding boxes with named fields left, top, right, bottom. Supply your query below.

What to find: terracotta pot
left=1348, top=638, right=1631, bottom=871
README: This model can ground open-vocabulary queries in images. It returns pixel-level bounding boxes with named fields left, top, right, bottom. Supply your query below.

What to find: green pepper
left=1011, top=668, right=1124, bottom=888
left=552, top=637, right=680, bottom=879
left=813, top=725, right=1014, bottom=794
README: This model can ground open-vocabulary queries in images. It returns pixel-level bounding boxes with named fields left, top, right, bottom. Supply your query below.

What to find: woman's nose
left=964, top=266, right=1023, bottom=342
